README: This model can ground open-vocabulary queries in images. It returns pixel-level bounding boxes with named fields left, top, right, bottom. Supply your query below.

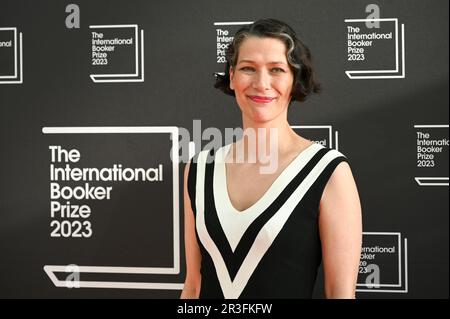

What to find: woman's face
left=229, top=36, right=294, bottom=124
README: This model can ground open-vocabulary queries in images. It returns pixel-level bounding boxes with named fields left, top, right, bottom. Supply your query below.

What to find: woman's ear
left=229, top=66, right=234, bottom=90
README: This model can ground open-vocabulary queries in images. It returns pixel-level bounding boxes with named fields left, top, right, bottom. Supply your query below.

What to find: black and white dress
left=187, top=143, right=348, bottom=298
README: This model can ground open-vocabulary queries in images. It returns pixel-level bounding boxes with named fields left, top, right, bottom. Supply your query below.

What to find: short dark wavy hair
left=214, top=18, right=321, bottom=102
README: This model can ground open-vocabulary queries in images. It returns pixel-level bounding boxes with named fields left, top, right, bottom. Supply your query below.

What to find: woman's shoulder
left=303, top=143, right=352, bottom=187
left=319, top=147, right=354, bottom=191
left=322, top=145, right=347, bottom=160
left=294, top=139, right=347, bottom=162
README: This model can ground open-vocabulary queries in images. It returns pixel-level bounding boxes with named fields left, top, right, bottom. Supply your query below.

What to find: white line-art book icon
left=42, top=126, right=183, bottom=290
left=89, top=24, right=144, bottom=83
left=356, top=232, right=409, bottom=293
left=344, top=18, right=405, bottom=79
left=291, top=125, right=340, bottom=151
left=0, top=27, right=23, bottom=84
left=414, top=124, right=449, bottom=187
left=213, top=21, right=253, bottom=76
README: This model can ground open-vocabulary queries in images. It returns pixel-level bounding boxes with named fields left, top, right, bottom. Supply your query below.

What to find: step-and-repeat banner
left=1, top=0, right=448, bottom=298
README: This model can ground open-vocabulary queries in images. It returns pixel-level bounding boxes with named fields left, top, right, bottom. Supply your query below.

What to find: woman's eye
left=271, top=67, right=285, bottom=73
left=240, top=66, right=255, bottom=72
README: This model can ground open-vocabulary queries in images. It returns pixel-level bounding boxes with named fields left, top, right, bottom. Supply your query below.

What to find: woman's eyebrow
left=237, top=60, right=288, bottom=65
left=237, top=59, right=255, bottom=64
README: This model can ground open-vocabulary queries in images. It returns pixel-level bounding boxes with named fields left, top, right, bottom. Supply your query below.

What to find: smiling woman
left=229, top=37, right=295, bottom=124
left=181, top=18, right=362, bottom=299
left=215, top=18, right=321, bottom=102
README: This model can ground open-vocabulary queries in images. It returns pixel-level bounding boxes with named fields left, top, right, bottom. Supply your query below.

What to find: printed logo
left=344, top=18, right=405, bottom=79
left=291, top=125, right=340, bottom=150
left=214, top=21, right=253, bottom=75
left=357, top=232, right=408, bottom=293
left=90, top=24, right=144, bottom=83
left=414, top=125, right=449, bottom=186
left=42, top=127, right=182, bottom=290
left=0, top=27, right=23, bottom=84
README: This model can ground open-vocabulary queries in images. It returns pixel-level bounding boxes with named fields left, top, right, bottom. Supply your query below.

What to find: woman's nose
left=252, top=70, right=271, bottom=91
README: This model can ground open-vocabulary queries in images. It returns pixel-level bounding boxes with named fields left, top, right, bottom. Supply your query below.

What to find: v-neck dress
left=187, top=143, right=348, bottom=299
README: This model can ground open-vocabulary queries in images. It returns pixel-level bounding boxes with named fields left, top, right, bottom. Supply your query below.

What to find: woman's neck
left=228, top=114, right=301, bottom=175
left=239, top=114, right=299, bottom=158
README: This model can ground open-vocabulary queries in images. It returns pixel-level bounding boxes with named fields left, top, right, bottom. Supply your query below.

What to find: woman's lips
left=248, top=95, right=275, bottom=103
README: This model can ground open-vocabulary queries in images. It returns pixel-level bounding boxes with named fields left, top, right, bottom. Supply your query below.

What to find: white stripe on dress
left=213, top=143, right=324, bottom=252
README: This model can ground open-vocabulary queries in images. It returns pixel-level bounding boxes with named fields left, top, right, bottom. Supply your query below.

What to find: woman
left=181, top=18, right=362, bottom=299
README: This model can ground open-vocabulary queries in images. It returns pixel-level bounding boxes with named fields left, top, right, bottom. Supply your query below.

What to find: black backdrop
left=0, top=0, right=448, bottom=298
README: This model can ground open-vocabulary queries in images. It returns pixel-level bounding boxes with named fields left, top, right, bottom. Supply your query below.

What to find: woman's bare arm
left=180, top=161, right=202, bottom=299
left=319, top=161, right=362, bottom=299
